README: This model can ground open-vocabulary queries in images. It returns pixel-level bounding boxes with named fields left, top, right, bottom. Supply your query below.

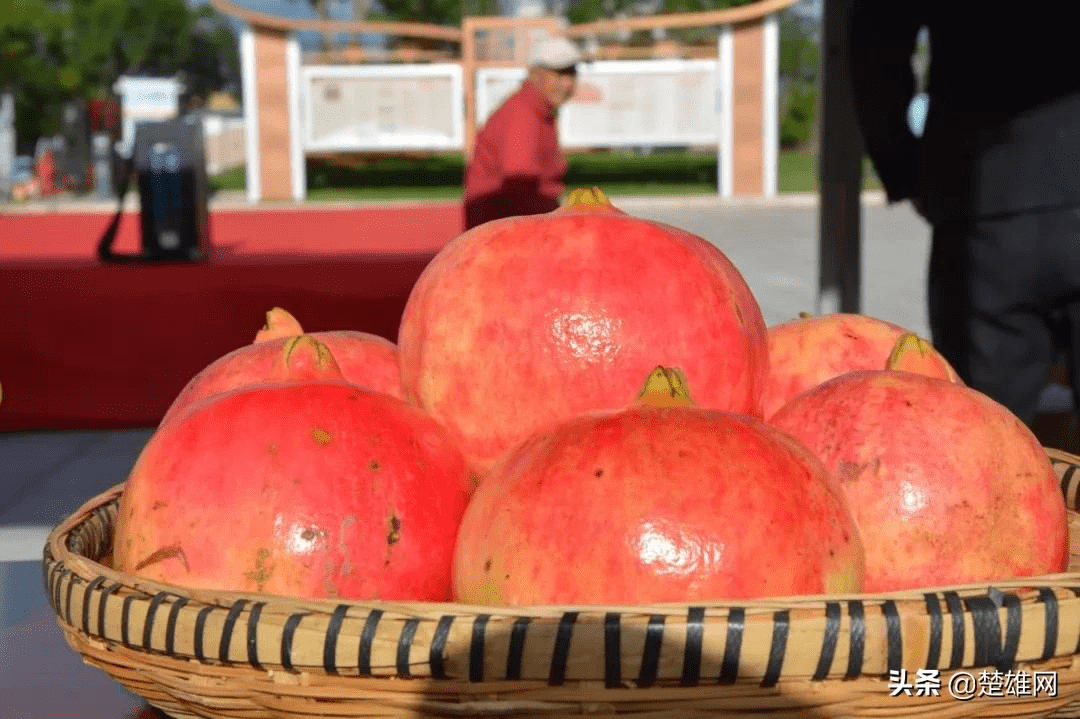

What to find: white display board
left=301, top=64, right=465, bottom=152
left=475, top=60, right=723, bottom=148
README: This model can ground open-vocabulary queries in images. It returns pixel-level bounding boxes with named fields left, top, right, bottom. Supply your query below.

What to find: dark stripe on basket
left=549, top=611, right=579, bottom=686
left=604, top=612, right=621, bottom=688
left=468, top=614, right=489, bottom=682
left=121, top=594, right=137, bottom=648
left=637, top=614, right=665, bottom=688
left=680, top=606, right=706, bottom=687
left=1072, top=588, right=1080, bottom=654
left=194, top=605, right=215, bottom=662
left=219, top=599, right=249, bottom=665
left=506, top=616, right=531, bottom=680
left=247, top=601, right=266, bottom=671
left=1036, top=589, right=1058, bottom=661
left=99, top=582, right=122, bottom=639
left=761, top=610, right=789, bottom=688
left=41, top=559, right=55, bottom=608
left=49, top=563, right=65, bottom=613
left=63, top=572, right=80, bottom=626
left=999, top=592, right=1021, bottom=672
left=923, top=593, right=943, bottom=668
left=55, top=566, right=70, bottom=616
left=1060, top=463, right=1078, bottom=509
left=358, top=609, right=383, bottom=677
left=397, top=618, right=420, bottom=678
left=882, top=600, right=902, bottom=672
left=944, top=591, right=965, bottom=669
left=164, top=596, right=189, bottom=656
left=965, top=595, right=1002, bottom=670
left=323, top=604, right=350, bottom=676
left=719, top=607, right=744, bottom=685
left=813, top=602, right=841, bottom=681
left=81, top=576, right=107, bottom=636
left=142, top=592, right=173, bottom=651
left=845, top=600, right=865, bottom=679
left=429, top=615, right=455, bottom=680
left=281, top=612, right=307, bottom=672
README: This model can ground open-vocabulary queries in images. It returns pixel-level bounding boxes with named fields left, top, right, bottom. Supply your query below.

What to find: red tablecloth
left=0, top=204, right=463, bottom=432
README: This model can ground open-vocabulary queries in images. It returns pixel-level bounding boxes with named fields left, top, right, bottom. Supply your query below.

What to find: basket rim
left=45, top=446, right=1080, bottom=617
left=40, top=446, right=1080, bottom=693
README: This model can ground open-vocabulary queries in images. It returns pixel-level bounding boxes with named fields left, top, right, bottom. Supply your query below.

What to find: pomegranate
left=452, top=367, right=864, bottom=605
left=399, top=187, right=769, bottom=478
left=762, top=312, right=960, bottom=419
left=769, top=368, right=1069, bottom=593
left=161, top=307, right=403, bottom=426
left=113, top=336, right=473, bottom=601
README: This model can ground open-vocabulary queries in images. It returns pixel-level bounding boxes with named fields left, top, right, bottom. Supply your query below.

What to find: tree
left=0, top=0, right=240, bottom=154
left=777, top=5, right=820, bottom=148
left=290, top=0, right=491, bottom=52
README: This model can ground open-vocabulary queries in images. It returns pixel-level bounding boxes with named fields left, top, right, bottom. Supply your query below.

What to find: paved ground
left=0, top=194, right=958, bottom=717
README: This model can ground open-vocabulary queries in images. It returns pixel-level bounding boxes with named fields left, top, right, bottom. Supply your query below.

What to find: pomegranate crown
left=560, top=186, right=626, bottom=215
left=637, top=366, right=695, bottom=408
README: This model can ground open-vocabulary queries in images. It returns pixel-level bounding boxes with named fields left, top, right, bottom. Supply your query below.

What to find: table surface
left=0, top=427, right=160, bottom=718
left=0, top=204, right=462, bottom=263
left=0, top=561, right=156, bottom=718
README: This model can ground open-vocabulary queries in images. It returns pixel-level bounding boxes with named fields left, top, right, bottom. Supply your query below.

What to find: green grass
left=211, top=148, right=882, bottom=200
left=777, top=150, right=883, bottom=193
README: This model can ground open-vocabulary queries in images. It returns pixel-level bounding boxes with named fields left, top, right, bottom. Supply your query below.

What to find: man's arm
left=848, top=1, right=924, bottom=203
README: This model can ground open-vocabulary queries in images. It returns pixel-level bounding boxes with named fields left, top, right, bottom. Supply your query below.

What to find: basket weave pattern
left=42, top=449, right=1080, bottom=718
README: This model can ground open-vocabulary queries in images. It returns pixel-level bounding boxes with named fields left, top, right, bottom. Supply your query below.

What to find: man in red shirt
left=463, top=35, right=581, bottom=230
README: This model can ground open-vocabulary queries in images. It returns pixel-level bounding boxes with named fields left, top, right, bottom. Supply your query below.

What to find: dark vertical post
left=817, top=0, right=863, bottom=314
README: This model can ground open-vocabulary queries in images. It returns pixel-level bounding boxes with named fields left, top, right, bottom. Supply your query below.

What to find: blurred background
left=0, top=0, right=877, bottom=203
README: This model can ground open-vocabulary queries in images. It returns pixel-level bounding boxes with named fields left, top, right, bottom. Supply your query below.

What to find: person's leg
left=929, top=214, right=1055, bottom=426
left=927, top=220, right=975, bottom=385
left=1046, top=207, right=1080, bottom=414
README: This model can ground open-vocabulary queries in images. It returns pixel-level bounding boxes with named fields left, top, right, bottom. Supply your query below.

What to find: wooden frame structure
left=210, top=0, right=795, bottom=204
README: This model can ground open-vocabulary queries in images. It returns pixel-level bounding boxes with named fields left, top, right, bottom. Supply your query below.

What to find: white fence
left=237, top=19, right=784, bottom=201
left=201, top=115, right=246, bottom=175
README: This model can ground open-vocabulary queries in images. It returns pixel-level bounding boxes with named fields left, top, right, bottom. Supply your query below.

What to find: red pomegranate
left=114, top=336, right=473, bottom=601
left=769, top=369, right=1069, bottom=593
left=161, top=307, right=403, bottom=426
left=399, top=187, right=769, bottom=478
left=762, top=312, right=960, bottom=419
left=452, top=367, right=865, bottom=605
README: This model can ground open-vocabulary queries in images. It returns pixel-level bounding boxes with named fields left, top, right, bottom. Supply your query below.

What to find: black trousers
left=928, top=205, right=1080, bottom=426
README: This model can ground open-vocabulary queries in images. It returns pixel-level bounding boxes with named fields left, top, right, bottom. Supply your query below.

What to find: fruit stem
left=885, top=332, right=934, bottom=370
left=270, top=335, right=345, bottom=382
left=254, top=307, right=305, bottom=344
left=561, top=187, right=625, bottom=214
left=637, top=366, right=695, bottom=408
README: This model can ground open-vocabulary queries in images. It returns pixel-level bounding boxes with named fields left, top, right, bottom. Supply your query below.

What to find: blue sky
left=190, top=0, right=822, bottom=26
left=188, top=0, right=393, bottom=49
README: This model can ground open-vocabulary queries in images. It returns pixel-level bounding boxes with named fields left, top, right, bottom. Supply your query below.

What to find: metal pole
left=0, top=93, right=13, bottom=201
left=716, top=25, right=733, bottom=198
left=817, top=0, right=863, bottom=314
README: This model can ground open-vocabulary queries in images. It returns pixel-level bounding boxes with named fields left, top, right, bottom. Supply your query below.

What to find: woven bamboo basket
left=43, top=447, right=1080, bottom=719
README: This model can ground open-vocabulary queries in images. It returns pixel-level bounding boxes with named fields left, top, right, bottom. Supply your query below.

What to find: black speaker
left=98, top=116, right=211, bottom=263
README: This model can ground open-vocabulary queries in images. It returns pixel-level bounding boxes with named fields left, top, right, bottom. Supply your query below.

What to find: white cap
left=529, top=36, right=582, bottom=71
